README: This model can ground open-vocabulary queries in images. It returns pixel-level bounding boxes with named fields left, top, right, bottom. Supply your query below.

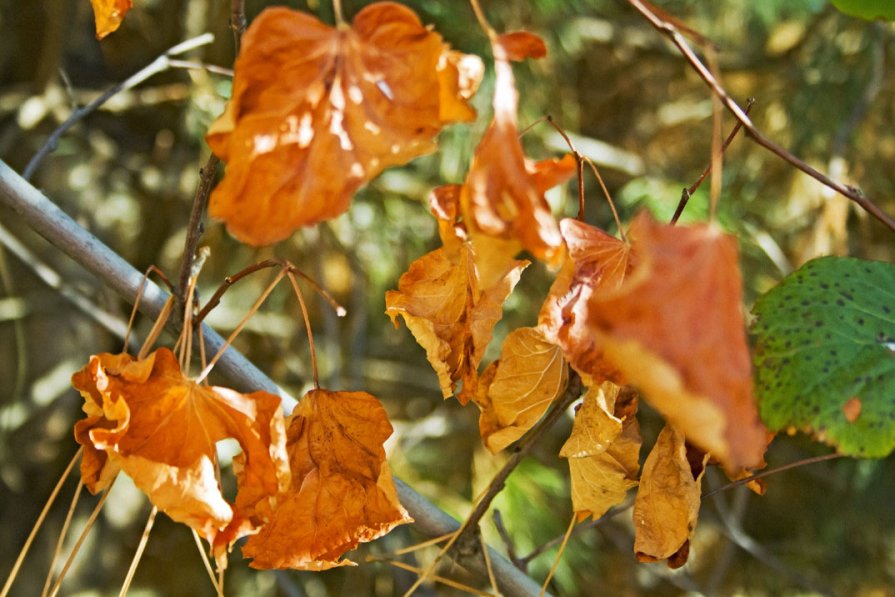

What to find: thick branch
left=0, top=159, right=544, bottom=597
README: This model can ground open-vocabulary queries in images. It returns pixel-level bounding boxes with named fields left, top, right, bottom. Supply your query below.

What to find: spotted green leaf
left=752, top=256, right=895, bottom=457
left=831, top=0, right=895, bottom=21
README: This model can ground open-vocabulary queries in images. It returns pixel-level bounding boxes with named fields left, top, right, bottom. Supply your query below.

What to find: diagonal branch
left=0, top=159, right=545, bottom=597
left=625, top=0, right=895, bottom=233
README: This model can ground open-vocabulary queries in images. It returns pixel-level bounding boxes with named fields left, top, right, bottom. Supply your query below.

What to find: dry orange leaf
left=90, top=0, right=132, bottom=39
left=587, top=211, right=767, bottom=472
left=539, top=218, right=634, bottom=383
left=71, top=349, right=289, bottom=557
left=475, top=327, right=568, bottom=453
left=206, top=3, right=483, bottom=245
left=633, top=425, right=707, bottom=567
left=242, top=389, right=411, bottom=570
left=561, top=383, right=640, bottom=520
left=386, top=193, right=528, bottom=402
left=385, top=241, right=527, bottom=403
left=461, top=32, right=575, bottom=265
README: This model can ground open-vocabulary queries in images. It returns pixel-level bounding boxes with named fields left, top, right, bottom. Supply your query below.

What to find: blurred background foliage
left=2, top=0, right=895, bottom=595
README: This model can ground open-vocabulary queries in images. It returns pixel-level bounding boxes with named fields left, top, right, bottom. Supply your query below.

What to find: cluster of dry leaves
left=79, top=0, right=770, bottom=575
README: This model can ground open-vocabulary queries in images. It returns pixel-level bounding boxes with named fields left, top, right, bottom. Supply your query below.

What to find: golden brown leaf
left=242, top=389, right=411, bottom=570
left=206, top=3, right=483, bottom=245
left=90, top=0, right=132, bottom=39
left=633, top=425, right=707, bottom=567
left=385, top=230, right=528, bottom=402
left=538, top=218, right=634, bottom=383
left=587, top=211, right=767, bottom=472
left=461, top=32, right=575, bottom=264
left=561, top=383, right=640, bottom=520
left=475, top=327, right=568, bottom=452
left=71, top=349, right=289, bottom=556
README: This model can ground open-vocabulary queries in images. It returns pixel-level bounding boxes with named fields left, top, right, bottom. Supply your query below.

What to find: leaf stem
left=469, top=0, right=498, bottom=41
left=1, top=448, right=81, bottom=597
left=702, top=452, right=844, bottom=499
left=23, top=33, right=215, bottom=181
left=671, top=98, right=753, bottom=225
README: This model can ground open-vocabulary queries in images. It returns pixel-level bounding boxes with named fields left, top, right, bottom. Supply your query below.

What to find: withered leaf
left=207, top=3, right=483, bottom=245
left=633, top=425, right=707, bottom=567
left=561, top=383, right=640, bottom=520
left=476, top=327, right=568, bottom=453
left=71, top=349, right=289, bottom=556
left=588, top=211, right=767, bottom=472
left=90, top=0, right=132, bottom=39
left=385, top=225, right=528, bottom=403
left=242, top=389, right=411, bottom=570
left=539, top=218, right=634, bottom=383
left=461, top=32, right=575, bottom=265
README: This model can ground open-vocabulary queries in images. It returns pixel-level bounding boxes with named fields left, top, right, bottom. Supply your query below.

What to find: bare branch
left=626, top=0, right=895, bottom=233
left=23, top=34, right=215, bottom=181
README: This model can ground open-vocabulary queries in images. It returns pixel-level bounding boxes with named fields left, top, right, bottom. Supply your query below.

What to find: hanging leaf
left=71, top=349, right=290, bottom=560
left=90, top=0, right=133, bottom=39
left=386, top=188, right=528, bottom=402
left=561, top=383, right=640, bottom=520
left=207, top=3, right=483, bottom=245
left=461, top=32, right=575, bottom=265
left=538, top=218, right=634, bottom=383
left=242, top=389, right=411, bottom=570
left=475, top=327, right=568, bottom=452
left=586, top=211, right=767, bottom=472
left=633, top=425, right=707, bottom=568
left=753, top=256, right=895, bottom=457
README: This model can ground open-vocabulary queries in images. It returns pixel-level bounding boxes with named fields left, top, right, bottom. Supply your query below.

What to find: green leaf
left=831, top=0, right=895, bottom=21
left=752, top=256, right=895, bottom=458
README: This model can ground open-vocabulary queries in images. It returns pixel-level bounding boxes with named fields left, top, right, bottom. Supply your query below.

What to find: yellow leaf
left=476, top=327, right=568, bottom=452
left=633, top=425, right=707, bottom=567
left=561, top=383, right=640, bottom=520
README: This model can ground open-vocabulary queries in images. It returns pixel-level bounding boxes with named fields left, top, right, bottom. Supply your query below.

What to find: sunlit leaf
left=633, top=425, right=707, bottom=568
left=587, top=211, right=767, bottom=472
left=207, top=3, right=483, bottom=245
left=561, top=383, right=640, bottom=520
left=242, top=389, right=411, bottom=570
left=461, top=32, right=575, bottom=264
left=538, top=218, right=634, bottom=383
left=476, top=327, right=568, bottom=452
left=71, top=349, right=289, bottom=559
left=386, top=201, right=528, bottom=402
left=753, top=256, right=895, bottom=457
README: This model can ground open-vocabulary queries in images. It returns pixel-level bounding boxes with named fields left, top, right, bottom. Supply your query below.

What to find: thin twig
left=402, top=369, right=582, bottom=596
left=626, top=0, right=895, bottom=233
left=41, top=480, right=84, bottom=597
left=1, top=448, right=81, bottom=597
left=702, top=452, right=844, bottom=499
left=167, top=59, right=234, bottom=78
left=492, top=510, right=524, bottom=570
left=454, top=372, right=582, bottom=551
left=519, top=500, right=632, bottom=567
left=174, top=153, right=219, bottom=320
left=194, top=259, right=281, bottom=324
left=48, top=486, right=112, bottom=597
left=540, top=515, right=576, bottom=596
left=671, top=98, right=754, bottom=225
left=23, top=34, right=215, bottom=180
left=230, top=0, right=247, bottom=53
left=119, top=506, right=158, bottom=597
